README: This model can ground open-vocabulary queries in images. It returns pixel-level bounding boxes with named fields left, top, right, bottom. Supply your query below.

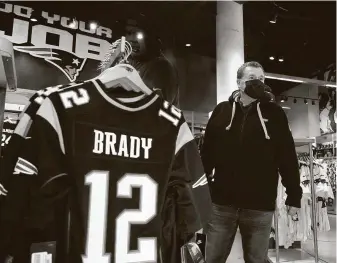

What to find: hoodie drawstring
left=257, top=102, right=270, bottom=140
left=226, top=97, right=237, bottom=130
left=226, top=100, right=271, bottom=140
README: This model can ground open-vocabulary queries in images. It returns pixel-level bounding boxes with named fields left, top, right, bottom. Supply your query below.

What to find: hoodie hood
left=226, top=89, right=274, bottom=140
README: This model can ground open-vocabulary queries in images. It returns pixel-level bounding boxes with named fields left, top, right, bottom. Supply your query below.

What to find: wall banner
left=0, top=2, right=140, bottom=90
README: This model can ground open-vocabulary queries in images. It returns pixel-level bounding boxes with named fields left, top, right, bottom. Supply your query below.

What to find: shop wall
left=175, top=54, right=216, bottom=113
left=281, top=84, right=320, bottom=139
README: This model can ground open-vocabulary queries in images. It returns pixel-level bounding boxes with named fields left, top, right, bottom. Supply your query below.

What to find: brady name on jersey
left=92, top=129, right=153, bottom=159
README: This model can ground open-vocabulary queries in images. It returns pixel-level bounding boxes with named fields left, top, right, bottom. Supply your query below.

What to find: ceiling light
left=304, top=99, right=308, bottom=105
left=279, top=57, right=284, bottom=62
left=269, top=56, right=275, bottom=60
left=90, top=22, right=98, bottom=30
left=293, top=98, right=297, bottom=103
left=69, top=19, right=77, bottom=29
left=186, top=43, right=191, bottom=47
left=136, top=32, right=144, bottom=40
left=30, top=18, right=37, bottom=22
left=312, top=100, right=315, bottom=105
left=280, top=96, right=288, bottom=102
left=269, top=14, right=277, bottom=24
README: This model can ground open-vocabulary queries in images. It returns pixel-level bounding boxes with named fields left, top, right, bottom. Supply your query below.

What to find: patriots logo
left=13, top=46, right=87, bottom=82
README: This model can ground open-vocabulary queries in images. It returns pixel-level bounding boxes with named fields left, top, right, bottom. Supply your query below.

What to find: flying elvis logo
left=14, top=46, right=87, bottom=82
left=0, top=3, right=145, bottom=83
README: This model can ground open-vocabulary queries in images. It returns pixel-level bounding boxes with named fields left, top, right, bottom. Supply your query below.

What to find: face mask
left=244, top=79, right=268, bottom=99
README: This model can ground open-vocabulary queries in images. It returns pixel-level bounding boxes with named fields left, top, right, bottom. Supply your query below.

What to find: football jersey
left=0, top=83, right=88, bottom=262
left=15, top=79, right=209, bottom=263
left=1, top=83, right=80, bottom=185
left=1, top=117, right=18, bottom=157
left=0, top=82, right=160, bottom=262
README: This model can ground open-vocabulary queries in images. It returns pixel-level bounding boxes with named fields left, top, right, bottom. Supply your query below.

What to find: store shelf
left=294, top=138, right=315, bottom=147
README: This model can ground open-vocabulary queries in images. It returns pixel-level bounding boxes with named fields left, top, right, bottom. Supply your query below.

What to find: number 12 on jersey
left=158, top=101, right=182, bottom=126
left=82, top=171, right=158, bottom=263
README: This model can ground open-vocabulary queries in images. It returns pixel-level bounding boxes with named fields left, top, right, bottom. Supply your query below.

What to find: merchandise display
left=319, top=158, right=337, bottom=214
left=269, top=139, right=320, bottom=263
left=314, top=142, right=337, bottom=158
left=319, top=158, right=337, bottom=194
left=272, top=153, right=334, bottom=249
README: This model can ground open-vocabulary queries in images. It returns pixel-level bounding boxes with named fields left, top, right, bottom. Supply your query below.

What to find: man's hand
left=0, top=184, right=8, bottom=196
left=287, top=206, right=299, bottom=216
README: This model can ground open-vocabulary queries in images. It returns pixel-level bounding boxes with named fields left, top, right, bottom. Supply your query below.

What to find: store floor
left=301, top=214, right=336, bottom=263
left=226, top=215, right=336, bottom=263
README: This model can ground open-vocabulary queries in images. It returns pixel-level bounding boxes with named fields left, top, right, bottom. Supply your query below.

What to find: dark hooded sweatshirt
left=201, top=90, right=302, bottom=211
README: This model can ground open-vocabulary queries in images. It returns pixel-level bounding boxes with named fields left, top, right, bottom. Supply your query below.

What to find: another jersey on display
left=14, top=80, right=209, bottom=263
left=0, top=83, right=78, bottom=185
left=1, top=118, right=18, bottom=156
left=0, top=83, right=83, bottom=260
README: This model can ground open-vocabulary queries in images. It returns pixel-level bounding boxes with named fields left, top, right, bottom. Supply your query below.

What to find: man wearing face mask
left=201, top=61, right=302, bottom=263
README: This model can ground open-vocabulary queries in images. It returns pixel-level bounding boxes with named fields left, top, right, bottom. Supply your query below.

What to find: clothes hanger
left=95, top=37, right=153, bottom=95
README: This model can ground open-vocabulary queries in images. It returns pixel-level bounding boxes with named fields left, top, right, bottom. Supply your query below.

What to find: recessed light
left=69, top=19, right=77, bottom=29
left=269, top=14, right=277, bottom=24
left=30, top=18, right=37, bottom=22
left=90, top=22, right=98, bottom=30
left=279, top=57, right=284, bottom=62
left=136, top=32, right=144, bottom=40
left=269, top=56, right=275, bottom=60
left=186, top=44, right=191, bottom=47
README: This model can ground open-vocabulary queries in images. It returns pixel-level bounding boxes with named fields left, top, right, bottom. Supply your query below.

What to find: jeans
left=205, top=203, right=274, bottom=263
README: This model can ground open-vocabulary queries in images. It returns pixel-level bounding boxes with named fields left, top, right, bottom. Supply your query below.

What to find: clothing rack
left=269, top=138, right=319, bottom=263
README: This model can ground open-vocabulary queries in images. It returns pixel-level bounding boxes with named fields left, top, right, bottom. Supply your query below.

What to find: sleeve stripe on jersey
left=37, top=97, right=65, bottom=154
left=14, top=157, right=38, bottom=175
left=175, top=122, right=194, bottom=155
left=34, top=96, right=44, bottom=105
left=14, top=113, right=32, bottom=138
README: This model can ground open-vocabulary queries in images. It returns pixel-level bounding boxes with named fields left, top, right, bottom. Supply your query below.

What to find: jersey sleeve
left=0, top=89, right=55, bottom=186
left=168, top=120, right=212, bottom=237
left=161, top=120, right=212, bottom=262
left=15, top=97, right=68, bottom=196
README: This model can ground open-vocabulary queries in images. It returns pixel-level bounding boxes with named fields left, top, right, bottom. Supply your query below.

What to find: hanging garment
left=1, top=80, right=212, bottom=263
